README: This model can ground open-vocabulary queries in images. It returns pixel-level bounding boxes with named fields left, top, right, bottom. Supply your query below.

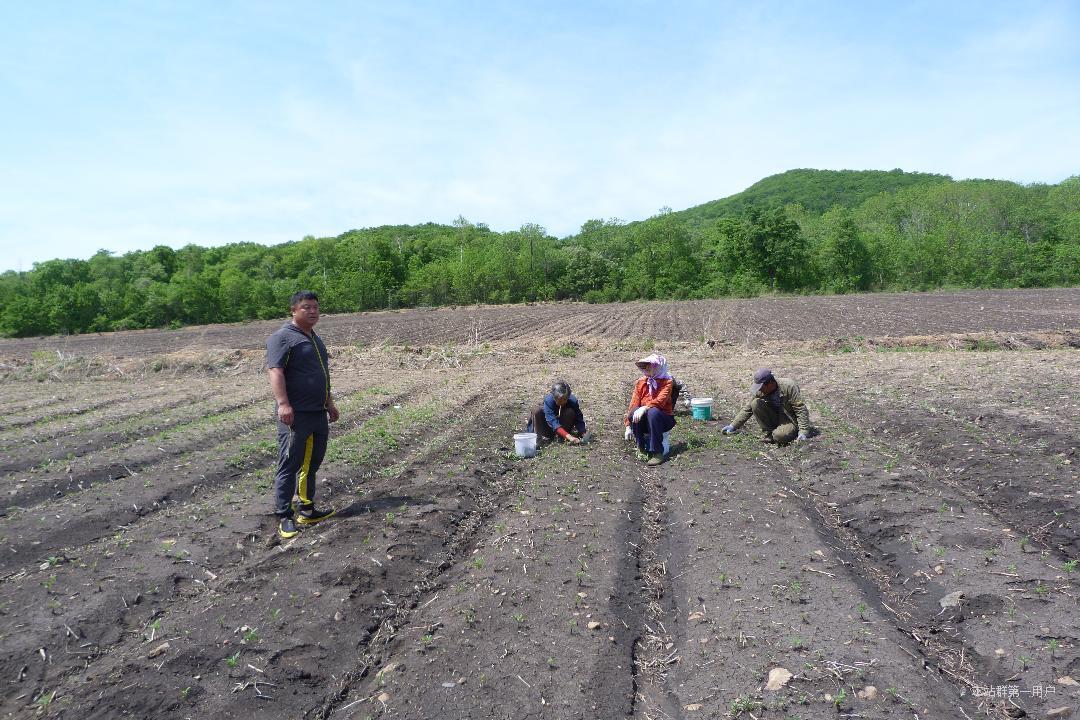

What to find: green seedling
left=1047, top=638, right=1060, bottom=657
left=1064, top=560, right=1077, bottom=572
left=788, top=581, right=803, bottom=602
left=225, top=651, right=241, bottom=668
left=833, top=687, right=848, bottom=708
left=729, top=695, right=762, bottom=715
left=243, top=628, right=258, bottom=643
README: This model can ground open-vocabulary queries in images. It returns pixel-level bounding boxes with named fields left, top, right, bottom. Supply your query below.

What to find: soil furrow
left=0, top=382, right=231, bottom=455
left=782, top=407, right=1078, bottom=719
left=827, top=390, right=1079, bottom=558
left=0, top=381, right=503, bottom=717
left=0, top=380, right=417, bottom=574
left=0, top=394, right=274, bottom=504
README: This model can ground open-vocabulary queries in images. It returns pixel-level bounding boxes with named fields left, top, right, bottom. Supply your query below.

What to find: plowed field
left=1, top=288, right=1078, bottom=720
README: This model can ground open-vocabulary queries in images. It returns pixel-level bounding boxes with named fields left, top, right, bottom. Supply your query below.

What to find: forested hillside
left=2, top=170, right=1077, bottom=337
left=674, top=168, right=950, bottom=223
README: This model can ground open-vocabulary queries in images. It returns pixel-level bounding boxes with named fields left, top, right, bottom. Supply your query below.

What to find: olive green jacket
left=731, top=377, right=811, bottom=432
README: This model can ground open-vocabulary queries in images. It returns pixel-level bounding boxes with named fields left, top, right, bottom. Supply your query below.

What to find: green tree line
left=2, top=171, right=1077, bottom=337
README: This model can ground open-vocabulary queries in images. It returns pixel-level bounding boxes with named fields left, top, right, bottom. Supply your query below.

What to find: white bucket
left=513, top=432, right=537, bottom=458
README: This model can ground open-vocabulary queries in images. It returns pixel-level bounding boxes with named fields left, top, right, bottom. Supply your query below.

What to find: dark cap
left=750, top=367, right=774, bottom=394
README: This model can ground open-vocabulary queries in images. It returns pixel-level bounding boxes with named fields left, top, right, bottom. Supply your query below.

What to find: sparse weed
left=729, top=695, right=762, bottom=716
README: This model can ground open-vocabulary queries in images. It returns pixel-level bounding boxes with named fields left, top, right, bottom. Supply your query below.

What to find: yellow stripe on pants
left=297, top=435, right=315, bottom=504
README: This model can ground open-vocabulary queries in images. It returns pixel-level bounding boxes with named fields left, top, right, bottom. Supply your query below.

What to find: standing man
left=722, top=368, right=812, bottom=445
left=266, top=291, right=340, bottom=539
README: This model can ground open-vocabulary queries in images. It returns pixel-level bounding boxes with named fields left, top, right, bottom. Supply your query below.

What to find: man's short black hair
left=290, top=291, right=319, bottom=309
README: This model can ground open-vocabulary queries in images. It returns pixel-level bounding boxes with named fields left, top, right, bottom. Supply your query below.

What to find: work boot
left=296, top=507, right=336, bottom=526
left=278, top=516, right=299, bottom=539
left=646, top=452, right=664, bottom=466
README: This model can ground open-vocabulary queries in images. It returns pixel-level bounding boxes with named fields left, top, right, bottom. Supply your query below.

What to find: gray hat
left=750, top=367, right=774, bottom=394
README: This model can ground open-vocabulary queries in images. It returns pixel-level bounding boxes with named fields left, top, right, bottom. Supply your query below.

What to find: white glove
left=624, top=426, right=633, bottom=441
left=797, top=433, right=808, bottom=442
left=722, top=424, right=736, bottom=435
left=632, top=406, right=647, bottom=422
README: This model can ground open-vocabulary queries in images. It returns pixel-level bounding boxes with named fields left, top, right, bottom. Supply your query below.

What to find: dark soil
left=1, top=288, right=1077, bottom=720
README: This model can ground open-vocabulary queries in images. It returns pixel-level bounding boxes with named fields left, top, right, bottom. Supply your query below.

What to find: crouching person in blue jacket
left=527, top=380, right=587, bottom=445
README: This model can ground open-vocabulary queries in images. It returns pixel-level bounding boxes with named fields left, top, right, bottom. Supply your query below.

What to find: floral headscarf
left=636, top=353, right=672, bottom=394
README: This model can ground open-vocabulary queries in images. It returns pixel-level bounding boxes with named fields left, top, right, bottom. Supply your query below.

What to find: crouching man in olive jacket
left=722, top=368, right=812, bottom=445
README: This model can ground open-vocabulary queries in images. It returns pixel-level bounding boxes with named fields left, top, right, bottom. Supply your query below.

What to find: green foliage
left=3, top=172, right=1078, bottom=337
left=679, top=168, right=950, bottom=223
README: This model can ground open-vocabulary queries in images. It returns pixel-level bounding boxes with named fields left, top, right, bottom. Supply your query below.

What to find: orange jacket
left=626, top=377, right=674, bottom=425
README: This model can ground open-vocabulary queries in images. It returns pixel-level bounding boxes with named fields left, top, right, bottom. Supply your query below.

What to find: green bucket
left=690, top=398, right=713, bottom=420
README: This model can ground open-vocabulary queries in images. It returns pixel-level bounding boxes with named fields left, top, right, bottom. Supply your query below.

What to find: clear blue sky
left=1, top=1, right=1077, bottom=272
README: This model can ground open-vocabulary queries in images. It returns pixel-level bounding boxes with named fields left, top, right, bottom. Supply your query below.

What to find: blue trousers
left=632, top=407, right=676, bottom=454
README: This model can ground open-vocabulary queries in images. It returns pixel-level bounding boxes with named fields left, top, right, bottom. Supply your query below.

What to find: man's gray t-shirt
left=266, top=323, right=331, bottom=412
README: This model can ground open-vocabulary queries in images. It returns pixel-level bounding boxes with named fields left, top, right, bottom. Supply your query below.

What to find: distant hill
left=672, top=168, right=951, bottom=224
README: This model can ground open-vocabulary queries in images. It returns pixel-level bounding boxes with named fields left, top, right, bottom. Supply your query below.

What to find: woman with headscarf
left=625, top=353, right=676, bottom=466
left=527, top=379, right=587, bottom=444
